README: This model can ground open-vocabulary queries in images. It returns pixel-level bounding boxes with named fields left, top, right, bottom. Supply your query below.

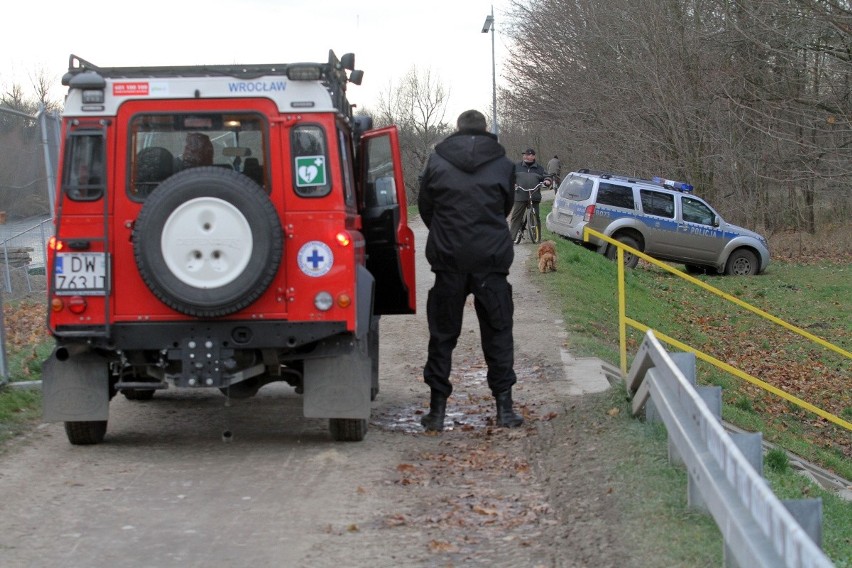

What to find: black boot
left=495, top=389, right=523, bottom=428
left=420, top=391, right=447, bottom=432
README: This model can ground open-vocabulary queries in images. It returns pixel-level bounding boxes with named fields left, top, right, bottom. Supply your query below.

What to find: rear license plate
left=54, top=253, right=108, bottom=295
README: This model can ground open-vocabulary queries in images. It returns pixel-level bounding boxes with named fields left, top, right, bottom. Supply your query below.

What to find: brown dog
left=538, top=240, right=557, bottom=273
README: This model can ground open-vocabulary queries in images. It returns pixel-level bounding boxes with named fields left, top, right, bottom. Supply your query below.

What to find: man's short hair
left=457, top=110, right=487, bottom=132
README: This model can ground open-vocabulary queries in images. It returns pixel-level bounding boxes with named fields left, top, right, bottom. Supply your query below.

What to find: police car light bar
left=652, top=176, right=694, bottom=193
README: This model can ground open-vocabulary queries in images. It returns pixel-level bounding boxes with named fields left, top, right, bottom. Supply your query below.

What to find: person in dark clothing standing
left=508, top=148, right=551, bottom=243
left=417, top=109, right=524, bottom=432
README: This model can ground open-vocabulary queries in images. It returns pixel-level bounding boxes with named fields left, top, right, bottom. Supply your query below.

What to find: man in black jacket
left=417, top=109, right=524, bottom=432
left=509, top=148, right=551, bottom=242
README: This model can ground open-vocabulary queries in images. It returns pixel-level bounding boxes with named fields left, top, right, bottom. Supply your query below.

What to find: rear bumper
left=55, top=320, right=349, bottom=352
left=545, top=211, right=588, bottom=242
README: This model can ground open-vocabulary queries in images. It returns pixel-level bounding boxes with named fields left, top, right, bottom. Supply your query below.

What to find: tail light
left=335, top=231, right=352, bottom=247
left=51, top=296, right=88, bottom=314
left=48, top=236, right=65, bottom=252
left=584, top=205, right=595, bottom=222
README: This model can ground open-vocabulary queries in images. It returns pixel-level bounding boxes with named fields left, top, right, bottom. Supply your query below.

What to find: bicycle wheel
left=526, top=207, right=541, bottom=243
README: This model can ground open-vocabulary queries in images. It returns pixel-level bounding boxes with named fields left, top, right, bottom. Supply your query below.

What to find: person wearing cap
left=417, top=109, right=524, bottom=432
left=509, top=148, right=551, bottom=242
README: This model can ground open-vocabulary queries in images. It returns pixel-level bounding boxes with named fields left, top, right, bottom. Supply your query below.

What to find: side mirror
left=713, top=215, right=721, bottom=227
left=340, top=53, right=355, bottom=71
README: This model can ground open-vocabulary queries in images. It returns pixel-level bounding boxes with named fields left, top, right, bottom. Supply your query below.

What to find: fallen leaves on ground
left=3, top=301, right=49, bottom=349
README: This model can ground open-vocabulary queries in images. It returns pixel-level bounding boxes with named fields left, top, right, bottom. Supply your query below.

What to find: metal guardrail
left=627, top=330, right=833, bottom=568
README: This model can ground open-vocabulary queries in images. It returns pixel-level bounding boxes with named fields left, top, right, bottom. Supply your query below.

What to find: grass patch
left=0, top=298, right=53, bottom=447
left=0, top=386, right=42, bottom=447
left=602, top=387, right=724, bottom=565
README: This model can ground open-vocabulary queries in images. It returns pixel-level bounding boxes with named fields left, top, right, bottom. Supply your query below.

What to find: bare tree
left=498, top=0, right=851, bottom=235
left=372, top=66, right=452, bottom=204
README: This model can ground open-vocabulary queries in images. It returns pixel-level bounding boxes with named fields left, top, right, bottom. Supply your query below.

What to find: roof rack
left=61, top=50, right=364, bottom=118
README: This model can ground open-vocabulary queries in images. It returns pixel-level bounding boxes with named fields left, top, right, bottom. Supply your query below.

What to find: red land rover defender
left=43, top=52, right=416, bottom=444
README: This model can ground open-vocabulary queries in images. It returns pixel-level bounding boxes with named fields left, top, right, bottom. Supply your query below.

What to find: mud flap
left=42, top=350, right=109, bottom=422
left=303, top=337, right=371, bottom=420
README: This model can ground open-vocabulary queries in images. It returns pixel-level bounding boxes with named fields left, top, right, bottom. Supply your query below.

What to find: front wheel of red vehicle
left=134, top=168, right=283, bottom=317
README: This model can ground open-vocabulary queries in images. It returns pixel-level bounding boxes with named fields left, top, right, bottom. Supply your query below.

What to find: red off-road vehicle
left=42, top=52, right=416, bottom=444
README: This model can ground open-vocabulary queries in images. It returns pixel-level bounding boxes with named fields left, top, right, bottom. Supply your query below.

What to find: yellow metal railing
left=583, top=227, right=852, bottom=431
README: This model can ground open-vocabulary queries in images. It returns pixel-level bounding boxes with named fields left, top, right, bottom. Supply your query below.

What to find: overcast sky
left=2, top=0, right=513, bottom=123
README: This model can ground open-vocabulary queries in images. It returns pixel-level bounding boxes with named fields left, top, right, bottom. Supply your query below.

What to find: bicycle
left=514, top=182, right=546, bottom=244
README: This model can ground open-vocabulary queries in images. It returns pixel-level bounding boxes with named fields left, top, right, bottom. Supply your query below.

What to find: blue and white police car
left=545, top=169, right=770, bottom=275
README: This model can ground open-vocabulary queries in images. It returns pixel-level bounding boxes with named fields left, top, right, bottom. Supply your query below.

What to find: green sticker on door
left=295, top=156, right=327, bottom=187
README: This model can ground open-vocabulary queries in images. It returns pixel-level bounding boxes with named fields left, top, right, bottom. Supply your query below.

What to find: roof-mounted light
left=287, top=64, right=323, bottom=81
left=652, top=176, right=694, bottom=193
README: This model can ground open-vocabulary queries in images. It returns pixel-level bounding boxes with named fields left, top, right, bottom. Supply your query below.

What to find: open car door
left=359, top=126, right=416, bottom=315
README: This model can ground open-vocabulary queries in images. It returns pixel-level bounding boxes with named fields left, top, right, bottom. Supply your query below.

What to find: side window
left=682, top=196, right=715, bottom=225
left=364, top=135, right=397, bottom=207
left=596, top=182, right=635, bottom=209
left=291, top=125, right=331, bottom=197
left=640, top=190, right=675, bottom=218
left=63, top=130, right=105, bottom=201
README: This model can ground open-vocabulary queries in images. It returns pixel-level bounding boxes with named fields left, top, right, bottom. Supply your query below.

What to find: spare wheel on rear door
left=133, top=166, right=283, bottom=318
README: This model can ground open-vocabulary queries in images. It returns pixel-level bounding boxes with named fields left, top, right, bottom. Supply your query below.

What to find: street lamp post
left=481, top=6, right=498, bottom=137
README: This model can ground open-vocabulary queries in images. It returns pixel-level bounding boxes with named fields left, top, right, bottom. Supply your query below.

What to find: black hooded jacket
left=418, top=129, right=516, bottom=274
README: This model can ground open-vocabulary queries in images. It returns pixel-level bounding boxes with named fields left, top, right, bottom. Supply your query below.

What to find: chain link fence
left=0, top=106, right=60, bottom=383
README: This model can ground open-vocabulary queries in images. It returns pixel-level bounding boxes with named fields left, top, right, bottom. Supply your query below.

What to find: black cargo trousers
left=423, top=271, right=518, bottom=399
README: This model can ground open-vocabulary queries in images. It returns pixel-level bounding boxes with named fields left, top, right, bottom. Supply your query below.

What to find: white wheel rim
left=161, top=197, right=253, bottom=288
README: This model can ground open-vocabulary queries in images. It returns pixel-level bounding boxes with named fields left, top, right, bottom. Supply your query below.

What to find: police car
left=545, top=169, right=770, bottom=275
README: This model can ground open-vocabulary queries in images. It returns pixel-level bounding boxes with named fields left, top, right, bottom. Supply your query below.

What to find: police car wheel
left=605, top=235, right=640, bottom=269
left=134, top=167, right=283, bottom=317
left=725, top=249, right=758, bottom=276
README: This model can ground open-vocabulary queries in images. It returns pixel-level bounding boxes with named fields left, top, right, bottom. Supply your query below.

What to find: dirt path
left=0, top=214, right=635, bottom=568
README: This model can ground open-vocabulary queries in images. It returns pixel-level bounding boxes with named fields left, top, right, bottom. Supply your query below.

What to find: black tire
left=605, top=235, right=640, bottom=269
left=122, top=389, right=156, bottom=401
left=133, top=167, right=283, bottom=317
left=329, top=418, right=368, bottom=442
left=527, top=208, right=541, bottom=244
left=725, top=249, right=759, bottom=276
left=64, top=421, right=107, bottom=445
